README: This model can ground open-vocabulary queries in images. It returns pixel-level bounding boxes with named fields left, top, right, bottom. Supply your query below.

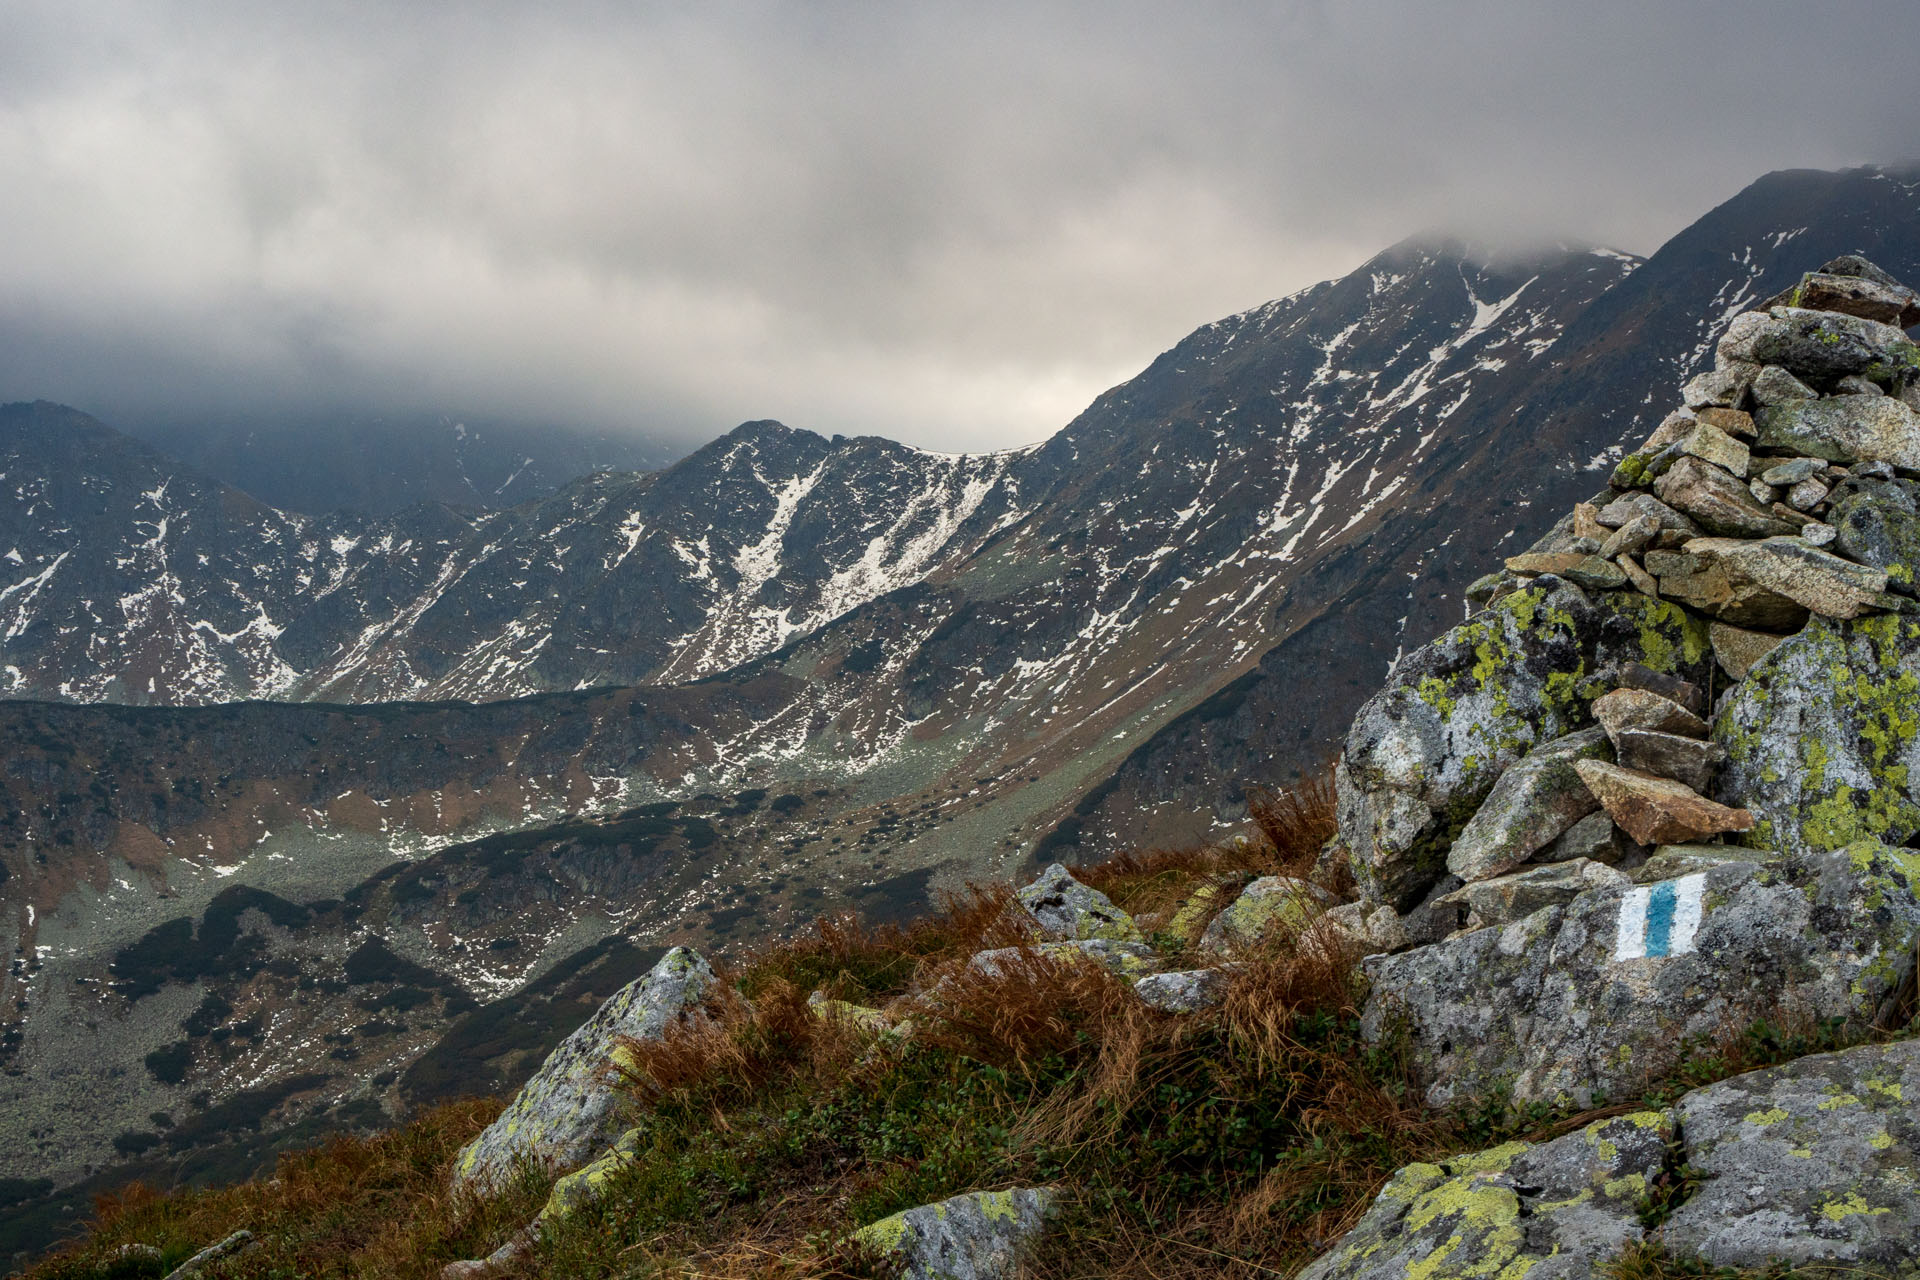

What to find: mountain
left=4, top=164, right=1919, bottom=1247
left=121, top=414, right=680, bottom=517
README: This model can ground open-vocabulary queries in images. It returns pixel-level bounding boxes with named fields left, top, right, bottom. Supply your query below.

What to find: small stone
left=1800, top=521, right=1836, bottom=547
left=1595, top=492, right=1699, bottom=534
left=1784, top=476, right=1830, bottom=512
left=1758, top=457, right=1827, bottom=486
left=1693, top=407, right=1756, bottom=441
left=1640, top=410, right=1697, bottom=452
left=1852, top=459, right=1898, bottom=480
left=1437, top=858, right=1631, bottom=929
left=1596, top=513, right=1657, bottom=561
left=1610, top=660, right=1706, bottom=714
left=1708, top=621, right=1788, bottom=679
left=1829, top=483, right=1920, bottom=583
left=1591, top=686, right=1707, bottom=740
left=1614, top=728, right=1727, bottom=792
left=1537, top=809, right=1631, bottom=865
left=1750, top=364, right=1817, bottom=406
left=1573, top=760, right=1755, bottom=846
left=1616, top=554, right=1659, bottom=598
left=1445, top=728, right=1613, bottom=884
left=1561, top=556, right=1627, bottom=590
left=1463, top=568, right=1523, bottom=609
left=1685, top=535, right=1891, bottom=620
left=1571, top=502, right=1607, bottom=542
left=1747, top=478, right=1778, bottom=505
left=1768, top=501, right=1816, bottom=528
left=1566, top=536, right=1602, bottom=555
left=1133, top=968, right=1231, bottom=1013
left=1504, top=552, right=1589, bottom=577
left=1836, top=374, right=1887, bottom=397
left=1683, top=365, right=1758, bottom=410
left=1754, top=395, right=1920, bottom=471
left=1656, top=553, right=1810, bottom=631
left=1654, top=455, right=1802, bottom=538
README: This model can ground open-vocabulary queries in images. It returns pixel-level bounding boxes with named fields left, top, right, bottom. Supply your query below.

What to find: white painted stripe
left=1668, top=873, right=1707, bottom=957
left=1614, top=885, right=1652, bottom=961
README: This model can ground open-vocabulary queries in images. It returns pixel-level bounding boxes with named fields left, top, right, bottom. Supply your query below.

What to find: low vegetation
left=14, top=774, right=1897, bottom=1279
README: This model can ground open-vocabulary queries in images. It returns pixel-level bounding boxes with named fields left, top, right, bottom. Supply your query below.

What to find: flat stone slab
left=1721, top=306, right=1920, bottom=383
left=1630, top=843, right=1776, bottom=884
left=1664, top=1039, right=1920, bottom=1269
left=1591, top=686, right=1706, bottom=740
left=1574, top=759, right=1753, bottom=845
left=1655, top=455, right=1802, bottom=539
left=1296, top=1112, right=1670, bottom=1280
left=1708, top=621, right=1788, bottom=679
left=1435, top=857, right=1630, bottom=930
left=1755, top=395, right=1920, bottom=472
left=1614, top=727, right=1726, bottom=792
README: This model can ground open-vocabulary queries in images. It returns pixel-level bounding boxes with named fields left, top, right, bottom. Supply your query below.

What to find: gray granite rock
left=452, top=946, right=714, bottom=1194
left=1654, top=456, right=1802, bottom=538
left=1436, top=858, right=1630, bottom=929
left=1536, top=809, right=1632, bottom=865
left=1684, top=536, right=1892, bottom=621
left=1831, top=484, right=1920, bottom=590
left=1197, top=875, right=1338, bottom=956
left=1014, top=862, right=1144, bottom=943
left=1337, top=581, right=1710, bottom=912
left=1591, top=686, right=1707, bottom=740
left=1445, top=728, right=1611, bottom=884
left=1614, top=728, right=1726, bottom=792
left=968, top=938, right=1162, bottom=982
left=853, top=1188, right=1056, bottom=1280
left=1595, top=492, right=1699, bottom=534
left=1759, top=457, right=1828, bottom=487
left=1721, top=306, right=1920, bottom=383
left=1133, top=968, right=1231, bottom=1013
left=1295, top=1111, right=1670, bottom=1280
left=1751, top=364, right=1818, bottom=406
left=1361, top=848, right=1920, bottom=1110
left=1755, top=395, right=1920, bottom=471
left=1663, top=1039, right=1920, bottom=1269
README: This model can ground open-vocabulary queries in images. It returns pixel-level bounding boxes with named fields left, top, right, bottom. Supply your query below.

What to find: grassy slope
left=15, top=779, right=1881, bottom=1280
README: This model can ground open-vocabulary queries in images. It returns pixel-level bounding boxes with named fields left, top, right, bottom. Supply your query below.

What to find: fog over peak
left=1, top=1, right=1913, bottom=452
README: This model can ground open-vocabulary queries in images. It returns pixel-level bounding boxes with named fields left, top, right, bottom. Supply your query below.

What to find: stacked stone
left=1419, top=257, right=1920, bottom=937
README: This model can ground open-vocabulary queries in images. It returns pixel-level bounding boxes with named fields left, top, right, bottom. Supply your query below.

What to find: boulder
left=1758, top=456, right=1827, bottom=487
left=1654, top=456, right=1801, bottom=538
left=1751, top=363, right=1818, bottom=406
left=1830, top=484, right=1920, bottom=590
left=1133, top=968, right=1231, bottom=1013
left=1163, top=875, right=1252, bottom=943
left=1754, top=395, right=1920, bottom=471
left=1316, top=901, right=1411, bottom=959
left=451, top=946, right=714, bottom=1195
left=1197, top=875, right=1337, bottom=956
left=1683, top=536, right=1892, bottom=621
left=1662, top=1039, right=1920, bottom=1268
left=1014, top=862, right=1143, bottom=943
left=1445, top=728, right=1611, bottom=883
left=1720, top=306, right=1920, bottom=383
left=1362, top=846, right=1920, bottom=1109
left=1573, top=760, right=1752, bottom=845
left=853, top=1188, right=1055, bottom=1280
left=968, top=938, right=1161, bottom=982
left=1613, top=728, right=1726, bottom=792
left=1295, top=1112, right=1670, bottom=1280
left=1590, top=686, right=1706, bottom=739
left=1337, top=581, right=1711, bottom=912
left=1436, top=858, right=1631, bottom=930
left=1716, top=613, right=1920, bottom=857
left=1649, top=546, right=1811, bottom=630
left=1616, top=553, right=1658, bottom=598
left=1762, top=266, right=1920, bottom=329
left=1708, top=620, right=1788, bottom=679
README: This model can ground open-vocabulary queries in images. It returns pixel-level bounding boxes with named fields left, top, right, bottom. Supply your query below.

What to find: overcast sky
left=0, top=2, right=1913, bottom=453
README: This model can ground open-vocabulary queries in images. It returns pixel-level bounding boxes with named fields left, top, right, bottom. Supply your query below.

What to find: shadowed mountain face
left=3, top=165, right=1917, bottom=1252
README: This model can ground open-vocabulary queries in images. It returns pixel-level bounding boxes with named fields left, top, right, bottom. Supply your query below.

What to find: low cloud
left=0, top=1, right=1912, bottom=451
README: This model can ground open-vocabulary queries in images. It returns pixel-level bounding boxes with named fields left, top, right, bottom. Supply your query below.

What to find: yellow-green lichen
left=1819, top=1192, right=1891, bottom=1222
left=1745, top=1108, right=1790, bottom=1127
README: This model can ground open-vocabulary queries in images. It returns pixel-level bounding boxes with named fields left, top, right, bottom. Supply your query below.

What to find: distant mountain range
left=2, top=163, right=1917, bottom=1254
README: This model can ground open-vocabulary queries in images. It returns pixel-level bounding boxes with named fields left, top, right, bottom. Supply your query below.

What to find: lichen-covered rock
left=1754, top=394, right=1920, bottom=470
left=1716, top=613, right=1920, bottom=857
left=451, top=946, right=714, bottom=1194
left=968, top=938, right=1162, bottom=981
left=852, top=1188, right=1055, bottom=1280
left=1830, top=481, right=1920, bottom=589
left=1296, top=1112, right=1670, bottom=1280
left=1315, top=901, right=1411, bottom=959
left=1629, top=843, right=1776, bottom=883
left=1361, top=848, right=1920, bottom=1110
left=807, top=992, right=893, bottom=1034
left=1445, top=728, right=1611, bottom=884
left=1650, top=545, right=1811, bottom=630
left=1014, top=862, right=1143, bottom=943
left=1163, top=875, right=1252, bottom=943
left=1761, top=263, right=1920, bottom=328
left=1661, top=1039, right=1920, bottom=1268
left=1337, top=583, right=1711, bottom=911
left=1133, top=967, right=1231, bottom=1013
left=1720, top=306, right=1920, bottom=384
left=1197, top=875, right=1337, bottom=956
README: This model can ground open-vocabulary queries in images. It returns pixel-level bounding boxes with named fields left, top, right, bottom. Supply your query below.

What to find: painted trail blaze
left=1613, top=872, right=1707, bottom=960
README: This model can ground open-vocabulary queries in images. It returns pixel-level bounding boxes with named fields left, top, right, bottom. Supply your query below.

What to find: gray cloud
left=0, top=1, right=1913, bottom=451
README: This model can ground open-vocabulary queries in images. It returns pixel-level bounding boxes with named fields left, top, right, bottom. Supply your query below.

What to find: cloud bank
left=0, top=1, right=1913, bottom=450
